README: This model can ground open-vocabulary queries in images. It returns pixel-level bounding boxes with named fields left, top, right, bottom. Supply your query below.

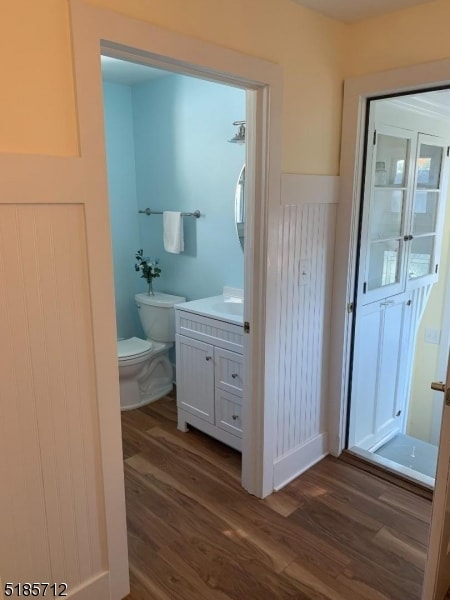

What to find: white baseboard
left=273, top=433, right=328, bottom=490
left=67, top=572, right=111, bottom=599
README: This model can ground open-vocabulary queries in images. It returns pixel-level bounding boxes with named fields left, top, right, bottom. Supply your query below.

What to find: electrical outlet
left=424, top=327, right=441, bottom=345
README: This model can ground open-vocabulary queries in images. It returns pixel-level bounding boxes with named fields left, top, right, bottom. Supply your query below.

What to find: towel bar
left=138, top=208, right=201, bottom=218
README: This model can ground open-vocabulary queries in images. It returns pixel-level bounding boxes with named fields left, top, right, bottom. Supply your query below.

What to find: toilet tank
left=135, top=292, right=185, bottom=342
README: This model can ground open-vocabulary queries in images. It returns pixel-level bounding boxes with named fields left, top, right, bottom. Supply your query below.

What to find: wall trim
left=281, top=173, right=340, bottom=206
left=273, top=433, right=328, bottom=490
left=329, top=56, right=450, bottom=459
left=66, top=572, right=109, bottom=600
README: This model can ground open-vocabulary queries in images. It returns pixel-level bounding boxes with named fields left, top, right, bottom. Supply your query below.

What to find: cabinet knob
left=205, top=356, right=212, bottom=361
left=231, top=373, right=239, bottom=379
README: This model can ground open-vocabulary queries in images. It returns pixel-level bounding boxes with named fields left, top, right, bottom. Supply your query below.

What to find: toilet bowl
left=118, top=337, right=173, bottom=411
left=117, top=292, right=185, bottom=410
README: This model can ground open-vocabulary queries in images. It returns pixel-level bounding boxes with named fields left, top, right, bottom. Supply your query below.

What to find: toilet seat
left=118, top=337, right=152, bottom=361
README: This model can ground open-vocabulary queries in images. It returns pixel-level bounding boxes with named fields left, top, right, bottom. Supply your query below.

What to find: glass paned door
left=361, top=128, right=413, bottom=303
left=407, top=135, right=447, bottom=286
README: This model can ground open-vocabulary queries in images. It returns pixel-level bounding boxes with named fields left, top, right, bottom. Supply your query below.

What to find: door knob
left=431, top=381, right=450, bottom=406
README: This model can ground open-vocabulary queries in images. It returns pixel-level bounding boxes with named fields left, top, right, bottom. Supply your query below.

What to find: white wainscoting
left=0, top=204, right=107, bottom=588
left=273, top=174, right=338, bottom=489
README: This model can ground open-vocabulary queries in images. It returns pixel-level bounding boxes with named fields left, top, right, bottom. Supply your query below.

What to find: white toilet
left=117, top=291, right=185, bottom=411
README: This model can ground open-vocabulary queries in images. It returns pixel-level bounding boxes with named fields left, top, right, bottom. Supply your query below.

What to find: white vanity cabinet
left=175, top=306, right=244, bottom=451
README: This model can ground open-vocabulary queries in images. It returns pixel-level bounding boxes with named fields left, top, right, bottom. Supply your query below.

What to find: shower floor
left=374, top=433, right=438, bottom=479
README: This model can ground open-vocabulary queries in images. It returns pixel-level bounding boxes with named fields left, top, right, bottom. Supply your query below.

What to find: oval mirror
left=234, top=164, right=245, bottom=251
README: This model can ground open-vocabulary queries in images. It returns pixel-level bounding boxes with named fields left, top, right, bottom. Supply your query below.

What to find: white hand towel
left=163, top=211, right=184, bottom=254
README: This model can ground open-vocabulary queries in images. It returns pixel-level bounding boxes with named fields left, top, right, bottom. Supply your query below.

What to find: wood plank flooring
left=121, top=394, right=431, bottom=600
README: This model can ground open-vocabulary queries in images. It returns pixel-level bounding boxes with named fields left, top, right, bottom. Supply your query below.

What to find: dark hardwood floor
left=121, top=394, right=431, bottom=600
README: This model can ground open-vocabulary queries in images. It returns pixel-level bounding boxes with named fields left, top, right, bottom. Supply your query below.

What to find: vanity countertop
left=175, top=295, right=243, bottom=326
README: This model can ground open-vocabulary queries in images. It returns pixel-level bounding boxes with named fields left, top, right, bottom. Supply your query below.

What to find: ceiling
left=386, top=89, right=450, bottom=120
left=101, top=55, right=168, bottom=85
left=291, top=0, right=436, bottom=23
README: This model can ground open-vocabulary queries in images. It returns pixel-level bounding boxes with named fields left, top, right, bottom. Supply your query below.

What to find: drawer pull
left=205, top=356, right=212, bottom=361
left=231, top=373, right=239, bottom=379
left=232, top=414, right=239, bottom=420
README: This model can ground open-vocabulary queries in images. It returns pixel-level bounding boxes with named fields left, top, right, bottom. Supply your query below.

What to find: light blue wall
left=103, top=82, right=144, bottom=339
left=103, top=75, right=245, bottom=342
left=132, top=75, right=245, bottom=301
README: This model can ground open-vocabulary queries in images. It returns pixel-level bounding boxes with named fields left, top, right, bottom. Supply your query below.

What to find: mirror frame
left=234, top=164, right=245, bottom=251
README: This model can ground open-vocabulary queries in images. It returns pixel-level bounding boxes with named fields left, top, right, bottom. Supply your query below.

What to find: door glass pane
left=370, top=190, right=404, bottom=240
left=408, top=236, right=435, bottom=279
left=417, top=144, right=443, bottom=189
left=368, top=240, right=401, bottom=290
left=413, top=191, right=439, bottom=234
left=375, top=134, right=409, bottom=187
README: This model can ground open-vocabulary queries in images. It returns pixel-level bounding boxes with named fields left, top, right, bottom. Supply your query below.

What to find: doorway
left=69, top=1, right=282, bottom=592
left=346, top=90, right=450, bottom=488
left=101, top=54, right=247, bottom=459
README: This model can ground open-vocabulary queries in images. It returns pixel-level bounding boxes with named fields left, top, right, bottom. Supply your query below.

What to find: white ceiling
left=101, top=56, right=168, bottom=85
left=291, top=0, right=436, bottom=23
left=387, top=89, right=450, bottom=120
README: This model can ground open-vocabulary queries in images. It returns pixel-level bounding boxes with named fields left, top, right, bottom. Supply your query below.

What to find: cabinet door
left=349, top=293, right=412, bottom=450
left=359, top=124, right=415, bottom=305
left=214, top=347, right=243, bottom=397
left=406, top=133, right=449, bottom=289
left=176, top=334, right=214, bottom=424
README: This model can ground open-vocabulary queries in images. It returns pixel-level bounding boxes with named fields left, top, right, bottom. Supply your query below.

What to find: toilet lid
left=118, top=337, right=152, bottom=359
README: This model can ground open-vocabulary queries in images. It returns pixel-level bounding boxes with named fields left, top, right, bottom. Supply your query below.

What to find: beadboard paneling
left=176, top=310, right=244, bottom=354
left=274, top=175, right=337, bottom=488
left=0, top=204, right=107, bottom=586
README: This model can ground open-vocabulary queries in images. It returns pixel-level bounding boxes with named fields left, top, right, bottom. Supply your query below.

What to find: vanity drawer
left=215, top=389, right=242, bottom=438
left=176, top=309, right=243, bottom=354
left=215, top=347, right=243, bottom=397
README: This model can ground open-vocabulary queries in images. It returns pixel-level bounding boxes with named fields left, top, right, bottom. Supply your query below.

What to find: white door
left=350, top=114, right=450, bottom=455
left=349, top=124, right=414, bottom=451
left=406, top=134, right=449, bottom=289
left=349, top=292, right=412, bottom=449
left=422, top=361, right=450, bottom=600
left=358, top=124, right=414, bottom=305
left=358, top=127, right=449, bottom=303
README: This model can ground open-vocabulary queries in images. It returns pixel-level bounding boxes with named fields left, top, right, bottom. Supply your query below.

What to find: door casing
left=329, top=58, right=450, bottom=457
left=69, top=1, right=282, bottom=593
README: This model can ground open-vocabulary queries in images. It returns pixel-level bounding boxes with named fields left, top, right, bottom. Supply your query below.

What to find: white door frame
left=329, top=58, right=450, bottom=456
left=69, top=0, right=282, bottom=506
left=432, top=254, right=450, bottom=444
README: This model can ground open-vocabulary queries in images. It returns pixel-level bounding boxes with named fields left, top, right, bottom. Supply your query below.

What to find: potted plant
left=135, top=249, right=161, bottom=296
